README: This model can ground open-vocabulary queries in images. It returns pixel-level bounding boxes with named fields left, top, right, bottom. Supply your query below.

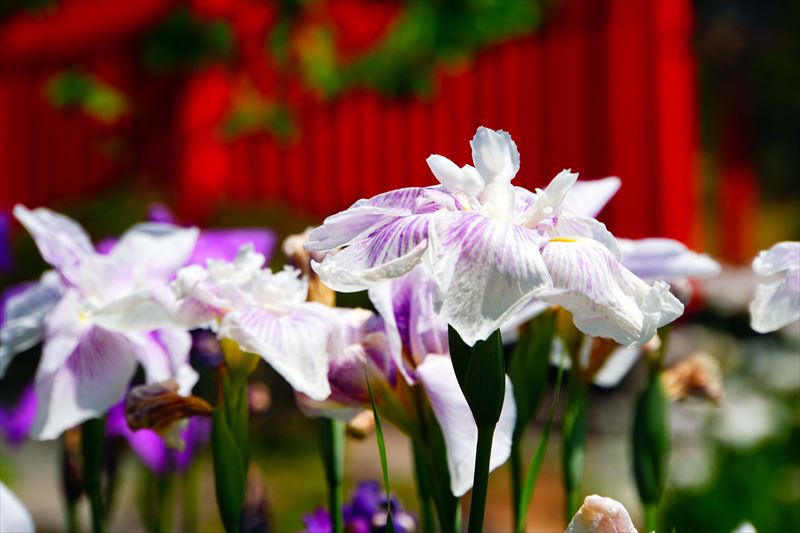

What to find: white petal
left=592, top=345, right=642, bottom=388
left=470, top=127, right=519, bottom=183
left=417, top=355, right=516, bottom=497
left=31, top=326, right=138, bottom=440
left=426, top=155, right=485, bottom=197
left=539, top=238, right=684, bottom=345
left=0, top=482, right=35, bottom=533
left=618, top=238, right=721, bottom=283
left=427, top=212, right=552, bottom=345
left=752, top=241, right=800, bottom=277
left=13, top=205, right=94, bottom=284
left=554, top=213, right=621, bottom=259
left=92, top=286, right=181, bottom=332
left=109, top=222, right=199, bottom=284
left=0, top=272, right=63, bottom=378
left=750, top=271, right=800, bottom=333
left=219, top=304, right=333, bottom=400
left=498, top=298, right=550, bottom=344
left=312, top=213, right=437, bottom=292
left=515, top=170, right=579, bottom=226
left=128, top=329, right=197, bottom=396
left=565, top=494, right=637, bottom=533
left=561, top=176, right=621, bottom=218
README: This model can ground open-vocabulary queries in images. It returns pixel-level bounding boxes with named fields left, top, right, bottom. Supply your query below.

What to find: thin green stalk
left=468, top=424, right=496, bottom=533
left=412, top=442, right=436, bottom=533
left=182, top=462, right=200, bottom=533
left=510, top=442, right=523, bottom=532
left=516, top=362, right=565, bottom=533
left=644, top=503, right=658, bottom=533
left=81, top=416, right=106, bottom=533
left=364, top=363, right=395, bottom=532
left=561, top=376, right=587, bottom=524
left=66, top=501, right=79, bottom=533
left=318, top=417, right=345, bottom=533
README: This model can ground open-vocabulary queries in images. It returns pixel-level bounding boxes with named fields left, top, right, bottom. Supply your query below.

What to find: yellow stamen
left=549, top=237, right=578, bottom=243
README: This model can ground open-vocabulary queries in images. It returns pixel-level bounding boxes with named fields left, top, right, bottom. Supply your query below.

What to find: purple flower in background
left=106, top=402, right=210, bottom=475
left=1, top=206, right=199, bottom=439
left=0, top=211, right=12, bottom=274
left=97, top=204, right=276, bottom=266
left=0, top=384, right=36, bottom=445
left=307, top=126, right=682, bottom=347
left=301, top=481, right=416, bottom=533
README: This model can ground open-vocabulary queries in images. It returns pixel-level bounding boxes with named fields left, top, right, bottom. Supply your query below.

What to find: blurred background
left=0, top=0, right=798, bottom=532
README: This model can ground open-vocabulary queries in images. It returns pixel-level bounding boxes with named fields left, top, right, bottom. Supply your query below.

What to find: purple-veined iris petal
left=618, top=238, right=720, bottom=283
left=539, top=238, right=683, bottom=346
left=368, top=265, right=448, bottom=383
left=427, top=211, right=552, bottom=345
left=312, top=212, right=440, bottom=292
left=552, top=213, right=621, bottom=258
left=750, top=241, right=800, bottom=333
left=0, top=482, right=35, bottom=533
left=561, top=176, right=621, bottom=219
left=13, top=205, right=95, bottom=286
left=219, top=304, right=333, bottom=401
left=0, top=273, right=62, bottom=378
left=306, top=187, right=462, bottom=254
left=417, top=354, right=516, bottom=497
left=32, top=325, right=139, bottom=440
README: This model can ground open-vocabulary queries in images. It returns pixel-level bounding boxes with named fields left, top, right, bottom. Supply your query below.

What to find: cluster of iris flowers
left=1, top=128, right=797, bottom=533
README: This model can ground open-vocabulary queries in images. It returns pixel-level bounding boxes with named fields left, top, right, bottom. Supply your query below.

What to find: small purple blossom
left=0, top=384, right=36, bottom=445
left=106, top=402, right=210, bottom=476
left=301, top=481, right=416, bottom=533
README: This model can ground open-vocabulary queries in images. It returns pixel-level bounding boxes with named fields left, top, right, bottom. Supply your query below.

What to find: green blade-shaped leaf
left=516, top=361, right=565, bottom=533
left=508, top=310, right=556, bottom=442
left=364, top=363, right=395, bottom=533
left=464, top=329, right=505, bottom=426
left=211, top=408, right=246, bottom=533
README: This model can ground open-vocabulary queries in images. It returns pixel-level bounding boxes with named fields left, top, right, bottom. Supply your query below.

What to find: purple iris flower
left=301, top=481, right=416, bottom=533
left=106, top=402, right=210, bottom=476
left=0, top=211, right=12, bottom=274
left=1, top=206, right=199, bottom=440
left=0, top=384, right=36, bottom=445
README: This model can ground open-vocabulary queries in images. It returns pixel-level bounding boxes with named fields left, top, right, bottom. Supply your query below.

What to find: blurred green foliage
left=141, top=7, right=234, bottom=73
left=44, top=71, right=129, bottom=122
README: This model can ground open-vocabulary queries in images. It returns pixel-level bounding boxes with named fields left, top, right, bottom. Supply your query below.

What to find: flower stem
left=468, top=423, right=496, bottom=533
left=644, top=503, right=659, bottom=533
left=510, top=442, right=523, bottom=531
left=412, top=442, right=436, bottom=533
left=318, top=417, right=345, bottom=533
left=81, top=416, right=106, bottom=533
left=182, top=461, right=200, bottom=533
left=561, top=376, right=587, bottom=524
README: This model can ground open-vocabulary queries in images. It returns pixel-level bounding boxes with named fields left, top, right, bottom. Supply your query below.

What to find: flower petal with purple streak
left=539, top=238, right=683, bottom=345
left=311, top=212, right=440, bottom=292
left=32, top=325, right=138, bottom=440
left=427, top=211, right=552, bottom=345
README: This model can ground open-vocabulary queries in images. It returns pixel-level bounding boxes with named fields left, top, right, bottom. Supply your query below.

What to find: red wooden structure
left=0, top=0, right=703, bottom=246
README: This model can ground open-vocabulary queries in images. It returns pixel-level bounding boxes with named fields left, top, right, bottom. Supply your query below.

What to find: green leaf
left=516, top=360, right=565, bottom=533
left=633, top=368, right=670, bottom=505
left=508, top=310, right=556, bottom=443
left=463, top=329, right=505, bottom=427
left=364, top=363, right=395, bottom=533
left=211, top=408, right=247, bottom=533
left=561, top=376, right=588, bottom=520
